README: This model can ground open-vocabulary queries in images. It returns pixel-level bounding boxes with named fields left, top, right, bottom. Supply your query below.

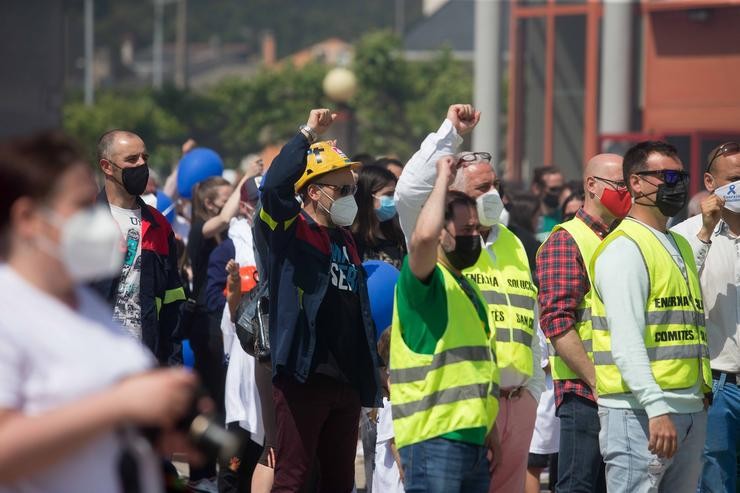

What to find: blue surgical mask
left=374, top=195, right=397, bottom=222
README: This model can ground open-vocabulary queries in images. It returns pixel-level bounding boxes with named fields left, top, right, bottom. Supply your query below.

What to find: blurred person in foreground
left=590, top=141, right=711, bottom=493
left=92, top=130, right=186, bottom=366
left=531, top=166, right=565, bottom=242
left=0, top=132, right=197, bottom=492
left=351, top=164, right=407, bottom=269
left=258, top=109, right=383, bottom=492
left=671, top=142, right=740, bottom=492
left=536, top=153, right=629, bottom=493
left=391, top=155, right=500, bottom=493
left=396, top=104, right=542, bottom=492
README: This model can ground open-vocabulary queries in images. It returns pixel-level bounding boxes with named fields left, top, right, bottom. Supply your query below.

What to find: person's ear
left=704, top=172, right=716, bottom=193
left=585, top=176, right=597, bottom=198
left=629, top=173, right=642, bottom=195
left=306, top=184, right=322, bottom=202
left=99, top=158, right=115, bottom=177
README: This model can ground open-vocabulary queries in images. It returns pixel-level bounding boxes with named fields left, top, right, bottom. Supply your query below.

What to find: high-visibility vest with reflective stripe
left=588, top=219, right=712, bottom=396
left=390, top=263, right=500, bottom=449
left=464, top=225, right=537, bottom=377
left=541, top=217, right=602, bottom=381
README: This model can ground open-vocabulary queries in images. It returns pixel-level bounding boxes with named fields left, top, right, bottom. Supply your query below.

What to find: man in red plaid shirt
left=536, top=154, right=630, bottom=493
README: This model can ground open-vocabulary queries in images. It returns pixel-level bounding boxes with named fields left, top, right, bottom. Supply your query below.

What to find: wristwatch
left=298, top=124, right=318, bottom=144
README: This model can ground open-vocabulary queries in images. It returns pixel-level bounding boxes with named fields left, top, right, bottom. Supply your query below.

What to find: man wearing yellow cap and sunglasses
left=258, top=108, right=383, bottom=492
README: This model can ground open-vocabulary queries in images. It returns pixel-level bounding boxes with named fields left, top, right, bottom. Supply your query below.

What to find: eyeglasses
left=707, top=142, right=739, bottom=173
left=314, top=183, right=357, bottom=197
left=634, top=169, right=689, bottom=186
left=457, top=152, right=492, bottom=167
left=593, top=176, right=627, bottom=191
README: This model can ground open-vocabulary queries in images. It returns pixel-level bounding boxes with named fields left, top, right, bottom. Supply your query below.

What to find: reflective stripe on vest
left=391, top=263, right=499, bottom=449
left=464, top=225, right=537, bottom=378
left=541, top=217, right=602, bottom=381
left=589, top=219, right=712, bottom=396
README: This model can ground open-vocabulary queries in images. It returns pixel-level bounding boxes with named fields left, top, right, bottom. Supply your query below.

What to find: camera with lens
left=175, top=387, right=241, bottom=462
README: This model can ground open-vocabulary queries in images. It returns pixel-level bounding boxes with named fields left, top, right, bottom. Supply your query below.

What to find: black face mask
left=113, top=162, right=149, bottom=197
left=444, top=233, right=481, bottom=271
left=638, top=179, right=688, bottom=217
left=543, top=191, right=560, bottom=209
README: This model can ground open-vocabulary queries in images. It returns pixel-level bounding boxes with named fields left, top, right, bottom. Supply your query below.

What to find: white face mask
left=318, top=188, right=358, bottom=227
left=41, top=205, right=124, bottom=282
left=714, top=179, right=740, bottom=213
left=499, top=206, right=510, bottom=227
left=476, top=189, right=504, bottom=227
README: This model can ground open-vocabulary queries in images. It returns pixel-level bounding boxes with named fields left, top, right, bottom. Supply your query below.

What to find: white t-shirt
left=109, top=204, right=143, bottom=340
left=0, top=266, right=159, bottom=493
left=373, top=398, right=405, bottom=493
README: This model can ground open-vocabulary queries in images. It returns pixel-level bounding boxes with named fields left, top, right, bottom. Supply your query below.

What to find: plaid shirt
left=536, top=208, right=611, bottom=408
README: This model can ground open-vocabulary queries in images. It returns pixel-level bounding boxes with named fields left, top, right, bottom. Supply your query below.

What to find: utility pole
left=84, top=0, right=94, bottom=105
left=174, top=0, right=187, bottom=89
left=473, top=0, right=502, bottom=160
left=395, top=0, right=405, bottom=36
left=153, top=0, right=164, bottom=89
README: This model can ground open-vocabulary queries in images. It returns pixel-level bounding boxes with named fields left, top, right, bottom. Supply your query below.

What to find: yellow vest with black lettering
left=589, top=219, right=712, bottom=396
left=464, top=225, right=537, bottom=377
left=542, top=217, right=602, bottom=381
left=390, top=263, right=500, bottom=449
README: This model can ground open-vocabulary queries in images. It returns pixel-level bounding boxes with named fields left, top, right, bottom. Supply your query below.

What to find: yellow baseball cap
left=294, top=141, right=361, bottom=192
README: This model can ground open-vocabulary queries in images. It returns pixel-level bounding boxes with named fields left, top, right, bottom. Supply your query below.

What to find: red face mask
left=599, top=187, right=631, bottom=218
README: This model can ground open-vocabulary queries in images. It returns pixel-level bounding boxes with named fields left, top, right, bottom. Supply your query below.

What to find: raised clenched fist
left=446, top=104, right=481, bottom=136
left=306, top=109, right=338, bottom=136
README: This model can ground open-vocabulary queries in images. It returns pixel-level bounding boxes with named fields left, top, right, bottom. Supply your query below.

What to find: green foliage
left=63, top=30, right=477, bottom=169
left=63, top=91, right=187, bottom=170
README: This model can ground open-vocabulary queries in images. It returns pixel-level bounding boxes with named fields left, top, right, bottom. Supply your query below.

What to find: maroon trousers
left=271, top=374, right=361, bottom=493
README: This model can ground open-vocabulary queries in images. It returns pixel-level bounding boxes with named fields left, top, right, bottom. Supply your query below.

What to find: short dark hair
left=373, top=157, right=403, bottom=170
left=351, top=152, right=374, bottom=167
left=377, top=326, right=391, bottom=367
left=444, top=190, right=476, bottom=222
left=531, top=166, right=562, bottom=188
left=507, top=191, right=541, bottom=234
left=0, top=131, right=86, bottom=255
left=622, top=141, right=681, bottom=189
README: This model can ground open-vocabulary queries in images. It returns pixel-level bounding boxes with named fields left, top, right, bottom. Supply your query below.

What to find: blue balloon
left=363, top=260, right=400, bottom=340
left=182, top=339, right=195, bottom=368
left=155, top=190, right=175, bottom=223
left=177, top=148, right=224, bottom=199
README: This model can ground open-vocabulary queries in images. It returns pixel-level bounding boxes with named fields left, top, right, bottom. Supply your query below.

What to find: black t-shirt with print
left=313, top=227, right=371, bottom=390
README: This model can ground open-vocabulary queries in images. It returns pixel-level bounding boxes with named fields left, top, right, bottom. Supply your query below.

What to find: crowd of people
left=0, top=103, right=738, bottom=493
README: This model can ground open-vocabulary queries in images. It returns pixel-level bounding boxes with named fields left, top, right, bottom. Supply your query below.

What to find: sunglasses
left=634, top=169, right=689, bottom=186
left=314, top=182, right=357, bottom=197
left=593, top=176, right=627, bottom=191
left=707, top=142, right=739, bottom=173
left=457, top=152, right=492, bottom=167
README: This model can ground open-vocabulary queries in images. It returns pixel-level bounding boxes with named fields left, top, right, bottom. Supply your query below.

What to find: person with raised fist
left=258, top=109, right=383, bottom=493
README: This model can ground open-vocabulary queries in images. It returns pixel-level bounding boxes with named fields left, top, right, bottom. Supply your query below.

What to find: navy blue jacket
left=205, top=237, right=234, bottom=317
left=259, top=133, right=382, bottom=407
left=91, top=192, right=186, bottom=365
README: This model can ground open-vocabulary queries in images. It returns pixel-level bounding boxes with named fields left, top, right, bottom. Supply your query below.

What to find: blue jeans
left=699, top=375, right=740, bottom=493
left=556, top=393, right=606, bottom=493
left=399, top=437, right=490, bottom=493
left=599, top=407, right=707, bottom=493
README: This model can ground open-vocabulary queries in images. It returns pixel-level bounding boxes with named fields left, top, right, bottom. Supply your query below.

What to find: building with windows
left=507, top=0, right=740, bottom=194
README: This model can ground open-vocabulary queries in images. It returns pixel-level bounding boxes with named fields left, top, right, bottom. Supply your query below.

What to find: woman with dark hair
left=0, top=132, right=197, bottom=492
left=351, top=165, right=407, bottom=269
left=186, top=172, right=256, bottom=489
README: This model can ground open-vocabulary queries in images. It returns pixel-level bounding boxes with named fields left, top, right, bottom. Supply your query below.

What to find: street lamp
left=323, top=67, right=358, bottom=153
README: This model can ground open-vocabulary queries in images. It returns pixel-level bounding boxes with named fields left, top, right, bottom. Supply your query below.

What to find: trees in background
left=63, top=31, right=474, bottom=172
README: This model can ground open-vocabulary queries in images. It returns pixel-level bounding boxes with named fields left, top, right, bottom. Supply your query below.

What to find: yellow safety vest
left=541, top=217, right=602, bottom=381
left=464, top=225, right=537, bottom=377
left=589, top=219, right=712, bottom=396
left=390, top=263, right=500, bottom=449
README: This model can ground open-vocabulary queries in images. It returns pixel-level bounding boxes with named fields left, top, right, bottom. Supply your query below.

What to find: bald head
left=584, top=153, right=623, bottom=180
left=97, top=130, right=143, bottom=162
